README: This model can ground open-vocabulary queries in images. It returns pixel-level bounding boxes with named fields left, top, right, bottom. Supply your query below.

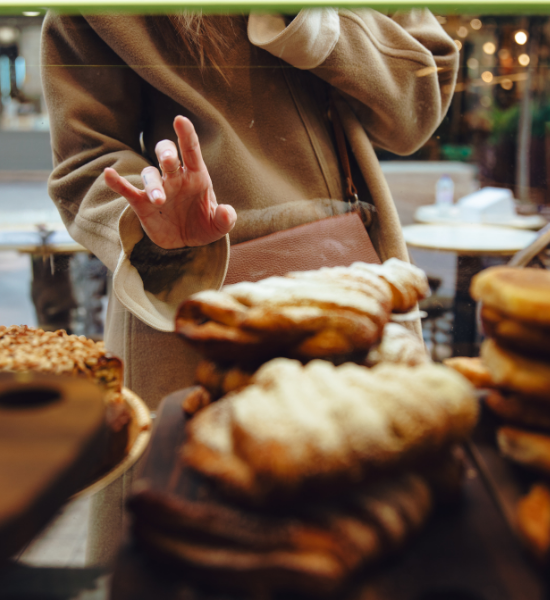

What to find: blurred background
left=1, top=11, right=550, bottom=356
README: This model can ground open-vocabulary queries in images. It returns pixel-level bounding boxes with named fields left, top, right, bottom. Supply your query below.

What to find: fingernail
left=161, top=151, right=173, bottom=161
left=151, top=189, right=164, bottom=202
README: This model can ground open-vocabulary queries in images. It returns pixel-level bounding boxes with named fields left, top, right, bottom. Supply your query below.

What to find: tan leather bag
left=225, top=93, right=379, bottom=285
left=225, top=212, right=380, bottom=285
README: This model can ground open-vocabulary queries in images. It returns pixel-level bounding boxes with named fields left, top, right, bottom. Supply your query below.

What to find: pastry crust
left=176, top=259, right=429, bottom=367
left=481, top=339, right=550, bottom=398
left=0, top=325, right=123, bottom=404
left=485, top=390, right=550, bottom=430
left=443, top=356, right=495, bottom=389
left=129, top=472, right=432, bottom=595
left=516, top=483, right=550, bottom=563
left=480, top=305, right=550, bottom=359
left=182, top=359, right=477, bottom=502
left=470, top=266, right=550, bottom=327
left=365, top=323, right=429, bottom=367
left=497, top=426, right=550, bottom=474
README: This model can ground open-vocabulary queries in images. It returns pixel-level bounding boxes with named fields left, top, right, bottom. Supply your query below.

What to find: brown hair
left=167, top=13, right=240, bottom=73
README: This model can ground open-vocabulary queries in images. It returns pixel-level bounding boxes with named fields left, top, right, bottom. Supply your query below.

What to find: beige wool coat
left=42, top=10, right=458, bottom=408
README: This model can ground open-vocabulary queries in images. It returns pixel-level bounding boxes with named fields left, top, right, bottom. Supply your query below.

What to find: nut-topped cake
left=0, top=325, right=132, bottom=477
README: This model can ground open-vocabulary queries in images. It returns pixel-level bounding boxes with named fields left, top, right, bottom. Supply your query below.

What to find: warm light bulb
left=501, top=79, right=513, bottom=90
left=454, top=39, right=463, bottom=51
left=498, top=48, right=510, bottom=59
left=481, top=71, right=494, bottom=83
left=470, top=19, right=482, bottom=30
left=515, top=30, right=528, bottom=45
left=457, top=26, right=468, bottom=38
left=467, top=58, right=479, bottom=69
left=483, top=42, right=496, bottom=55
left=518, top=53, right=530, bottom=66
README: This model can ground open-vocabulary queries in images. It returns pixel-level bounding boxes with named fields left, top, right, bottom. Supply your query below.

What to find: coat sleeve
left=41, top=13, right=229, bottom=332
left=248, top=8, right=459, bottom=155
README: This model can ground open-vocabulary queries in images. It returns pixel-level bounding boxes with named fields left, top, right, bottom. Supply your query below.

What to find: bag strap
left=330, top=96, right=358, bottom=206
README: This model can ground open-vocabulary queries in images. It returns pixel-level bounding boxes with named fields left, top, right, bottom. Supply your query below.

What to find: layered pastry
left=176, top=259, right=429, bottom=368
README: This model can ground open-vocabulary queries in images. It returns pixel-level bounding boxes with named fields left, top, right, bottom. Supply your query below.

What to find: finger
left=212, top=204, right=237, bottom=235
left=104, top=167, right=147, bottom=206
left=141, top=166, right=166, bottom=206
left=174, top=115, right=206, bottom=173
left=154, top=139, right=182, bottom=179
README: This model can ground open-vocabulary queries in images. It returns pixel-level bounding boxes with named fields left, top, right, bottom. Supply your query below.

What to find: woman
left=41, top=9, right=458, bottom=566
left=42, top=9, right=458, bottom=409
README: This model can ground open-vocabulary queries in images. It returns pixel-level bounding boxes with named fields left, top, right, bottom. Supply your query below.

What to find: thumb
left=212, top=204, right=237, bottom=235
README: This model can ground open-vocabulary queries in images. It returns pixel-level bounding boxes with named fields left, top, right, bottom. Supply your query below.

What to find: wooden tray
left=111, top=388, right=546, bottom=600
left=73, top=387, right=152, bottom=498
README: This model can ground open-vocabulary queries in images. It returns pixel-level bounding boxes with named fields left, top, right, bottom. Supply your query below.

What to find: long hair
left=167, top=13, right=239, bottom=74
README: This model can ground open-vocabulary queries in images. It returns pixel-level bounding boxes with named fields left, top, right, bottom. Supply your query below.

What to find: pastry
left=182, top=359, right=477, bottom=502
left=443, top=356, right=495, bottom=389
left=481, top=339, right=550, bottom=399
left=364, top=322, right=429, bottom=367
left=485, top=390, right=550, bottom=431
left=176, top=259, right=429, bottom=367
left=480, top=305, right=550, bottom=358
left=497, top=427, right=550, bottom=474
left=128, top=472, right=432, bottom=596
left=0, top=325, right=133, bottom=474
left=516, top=483, right=550, bottom=563
left=470, top=266, right=550, bottom=327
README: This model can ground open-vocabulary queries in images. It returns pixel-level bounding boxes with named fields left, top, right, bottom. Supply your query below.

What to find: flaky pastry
left=182, top=359, right=477, bottom=502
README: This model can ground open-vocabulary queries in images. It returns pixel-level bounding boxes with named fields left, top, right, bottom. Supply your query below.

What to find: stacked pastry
left=468, top=267, right=550, bottom=474
left=130, top=358, right=477, bottom=595
left=0, top=325, right=133, bottom=476
left=176, top=258, right=430, bottom=412
left=454, top=267, right=550, bottom=563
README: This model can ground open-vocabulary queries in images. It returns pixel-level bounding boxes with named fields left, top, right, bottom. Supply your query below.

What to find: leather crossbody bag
left=224, top=99, right=380, bottom=285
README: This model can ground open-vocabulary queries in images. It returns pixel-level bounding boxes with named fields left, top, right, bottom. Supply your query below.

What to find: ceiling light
left=501, top=79, right=513, bottom=90
left=470, top=19, right=482, bottom=30
left=467, top=58, right=479, bottom=69
left=481, top=71, right=494, bottom=83
left=515, top=30, right=528, bottom=45
left=454, top=40, right=463, bottom=51
left=457, top=26, right=468, bottom=38
left=518, top=53, right=530, bottom=66
left=483, top=42, right=496, bottom=55
left=0, top=27, right=18, bottom=45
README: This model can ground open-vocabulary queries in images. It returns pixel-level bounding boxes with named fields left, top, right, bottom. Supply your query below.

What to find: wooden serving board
left=0, top=372, right=108, bottom=562
left=111, top=389, right=546, bottom=600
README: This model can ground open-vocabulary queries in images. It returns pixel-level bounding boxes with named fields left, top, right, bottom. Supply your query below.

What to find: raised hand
left=104, top=115, right=237, bottom=249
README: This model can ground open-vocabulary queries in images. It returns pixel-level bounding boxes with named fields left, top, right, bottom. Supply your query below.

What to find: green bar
left=0, top=1, right=547, bottom=15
